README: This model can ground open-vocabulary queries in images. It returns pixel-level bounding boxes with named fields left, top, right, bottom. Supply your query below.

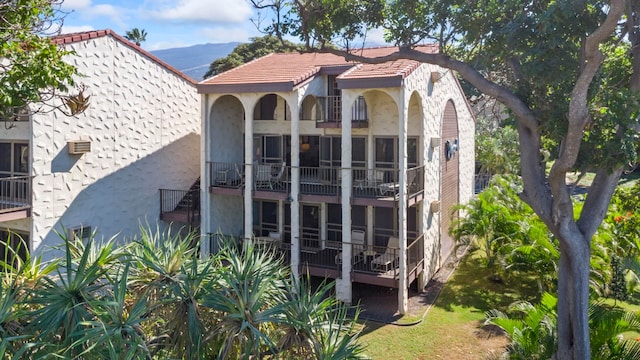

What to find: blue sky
left=59, top=0, right=388, bottom=51
left=60, top=0, right=268, bottom=50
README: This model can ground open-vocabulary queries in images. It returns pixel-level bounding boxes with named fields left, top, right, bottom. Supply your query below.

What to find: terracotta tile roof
left=50, top=29, right=196, bottom=85
left=197, top=44, right=439, bottom=94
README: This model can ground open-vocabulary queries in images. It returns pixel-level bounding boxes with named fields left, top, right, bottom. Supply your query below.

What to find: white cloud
left=150, top=0, right=253, bottom=24
left=198, top=26, right=254, bottom=43
left=90, top=4, right=120, bottom=18
left=60, top=0, right=92, bottom=11
left=60, top=24, right=95, bottom=34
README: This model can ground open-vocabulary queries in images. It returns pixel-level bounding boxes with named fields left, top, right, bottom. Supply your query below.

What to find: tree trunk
left=556, top=230, right=591, bottom=360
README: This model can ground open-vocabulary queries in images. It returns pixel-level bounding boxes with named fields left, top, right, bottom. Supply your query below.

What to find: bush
left=0, top=225, right=366, bottom=359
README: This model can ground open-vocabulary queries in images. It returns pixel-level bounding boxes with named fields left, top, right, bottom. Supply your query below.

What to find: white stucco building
left=198, top=48, right=475, bottom=313
left=0, top=29, right=201, bottom=259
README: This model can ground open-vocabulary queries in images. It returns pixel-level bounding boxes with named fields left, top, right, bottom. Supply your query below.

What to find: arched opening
left=253, top=93, right=290, bottom=121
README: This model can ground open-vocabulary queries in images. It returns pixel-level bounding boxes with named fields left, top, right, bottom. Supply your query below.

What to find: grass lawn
left=358, top=255, right=541, bottom=359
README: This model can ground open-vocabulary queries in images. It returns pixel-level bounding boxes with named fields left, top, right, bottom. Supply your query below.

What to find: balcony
left=0, top=176, right=31, bottom=222
left=208, top=162, right=425, bottom=206
left=313, top=96, right=368, bottom=128
left=159, top=188, right=200, bottom=225
left=213, top=232, right=425, bottom=289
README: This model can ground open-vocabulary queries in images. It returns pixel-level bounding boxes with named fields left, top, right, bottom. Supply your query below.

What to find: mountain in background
left=152, top=42, right=240, bottom=81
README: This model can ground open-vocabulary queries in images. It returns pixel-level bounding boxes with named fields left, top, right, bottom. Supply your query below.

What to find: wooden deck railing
left=0, top=176, right=31, bottom=213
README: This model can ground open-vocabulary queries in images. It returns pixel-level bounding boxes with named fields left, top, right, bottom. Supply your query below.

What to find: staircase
left=159, top=178, right=200, bottom=225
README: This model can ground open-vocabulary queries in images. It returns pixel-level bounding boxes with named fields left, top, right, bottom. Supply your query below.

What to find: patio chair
left=406, top=170, right=418, bottom=194
left=232, top=163, right=245, bottom=187
left=270, top=162, right=286, bottom=189
left=370, top=170, right=385, bottom=187
left=371, top=236, right=399, bottom=272
left=254, top=231, right=282, bottom=251
left=254, top=164, right=272, bottom=189
left=335, top=229, right=366, bottom=265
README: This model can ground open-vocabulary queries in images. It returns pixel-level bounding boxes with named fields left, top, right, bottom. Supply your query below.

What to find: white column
left=397, top=86, right=409, bottom=314
left=290, top=97, right=301, bottom=280
left=200, top=94, right=211, bottom=256
left=243, top=99, right=254, bottom=244
left=337, top=91, right=354, bottom=304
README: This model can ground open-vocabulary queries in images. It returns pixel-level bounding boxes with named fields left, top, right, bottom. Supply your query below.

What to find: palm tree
left=124, top=28, right=147, bottom=46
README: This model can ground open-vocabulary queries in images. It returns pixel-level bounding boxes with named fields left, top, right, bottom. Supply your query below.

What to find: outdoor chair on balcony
left=228, top=163, right=244, bottom=187
left=254, top=164, right=273, bottom=189
left=335, top=229, right=366, bottom=265
left=371, top=236, right=399, bottom=272
left=270, top=162, right=286, bottom=189
left=255, top=231, right=282, bottom=249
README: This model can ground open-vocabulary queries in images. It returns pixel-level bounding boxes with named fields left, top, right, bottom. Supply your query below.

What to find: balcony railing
left=314, top=96, right=368, bottom=127
left=209, top=162, right=245, bottom=189
left=159, top=188, right=200, bottom=224
left=300, top=166, right=339, bottom=196
left=0, top=176, right=31, bottom=213
left=208, top=162, right=424, bottom=200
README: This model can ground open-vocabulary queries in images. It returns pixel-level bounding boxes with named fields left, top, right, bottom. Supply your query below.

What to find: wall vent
left=68, top=225, right=92, bottom=242
left=68, top=140, right=91, bottom=154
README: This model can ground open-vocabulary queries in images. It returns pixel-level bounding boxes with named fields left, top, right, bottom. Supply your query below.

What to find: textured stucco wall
left=405, top=63, right=476, bottom=279
left=29, top=35, right=200, bottom=258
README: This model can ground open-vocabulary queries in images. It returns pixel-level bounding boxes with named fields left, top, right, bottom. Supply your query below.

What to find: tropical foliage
left=0, top=227, right=365, bottom=359
left=0, top=0, right=81, bottom=120
left=124, top=28, right=147, bottom=46
left=450, top=176, right=558, bottom=291
left=486, top=293, right=640, bottom=360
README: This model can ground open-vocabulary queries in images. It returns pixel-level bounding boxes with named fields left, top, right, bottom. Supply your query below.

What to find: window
left=373, top=207, right=419, bottom=246
left=0, top=229, right=29, bottom=266
left=0, top=141, right=29, bottom=177
left=374, top=137, right=418, bottom=169
left=253, top=201, right=278, bottom=237
left=326, top=204, right=366, bottom=243
left=319, top=136, right=366, bottom=168
left=253, top=135, right=283, bottom=164
left=69, top=225, right=92, bottom=242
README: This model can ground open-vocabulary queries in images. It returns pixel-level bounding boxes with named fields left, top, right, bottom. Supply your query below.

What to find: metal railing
left=208, top=161, right=245, bottom=189
left=159, top=188, right=200, bottom=224
left=209, top=162, right=424, bottom=200
left=300, top=166, right=339, bottom=196
left=314, top=96, right=368, bottom=125
left=0, top=176, right=31, bottom=213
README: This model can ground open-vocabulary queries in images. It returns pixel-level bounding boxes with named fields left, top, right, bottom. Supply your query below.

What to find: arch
left=360, top=89, right=398, bottom=130
left=300, top=94, right=318, bottom=121
left=252, top=93, right=291, bottom=121
left=407, top=91, right=424, bottom=164
left=439, top=99, right=459, bottom=263
left=209, top=95, right=244, bottom=163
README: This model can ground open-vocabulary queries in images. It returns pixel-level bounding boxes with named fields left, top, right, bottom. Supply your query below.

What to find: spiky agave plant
left=126, top=223, right=216, bottom=358
left=279, top=276, right=366, bottom=359
left=203, top=239, right=288, bottom=359
left=68, top=263, right=153, bottom=359
left=26, top=231, right=118, bottom=357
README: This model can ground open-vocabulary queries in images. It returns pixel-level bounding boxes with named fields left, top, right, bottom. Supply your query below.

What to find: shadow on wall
left=51, top=143, right=82, bottom=173
left=34, top=132, right=200, bottom=260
